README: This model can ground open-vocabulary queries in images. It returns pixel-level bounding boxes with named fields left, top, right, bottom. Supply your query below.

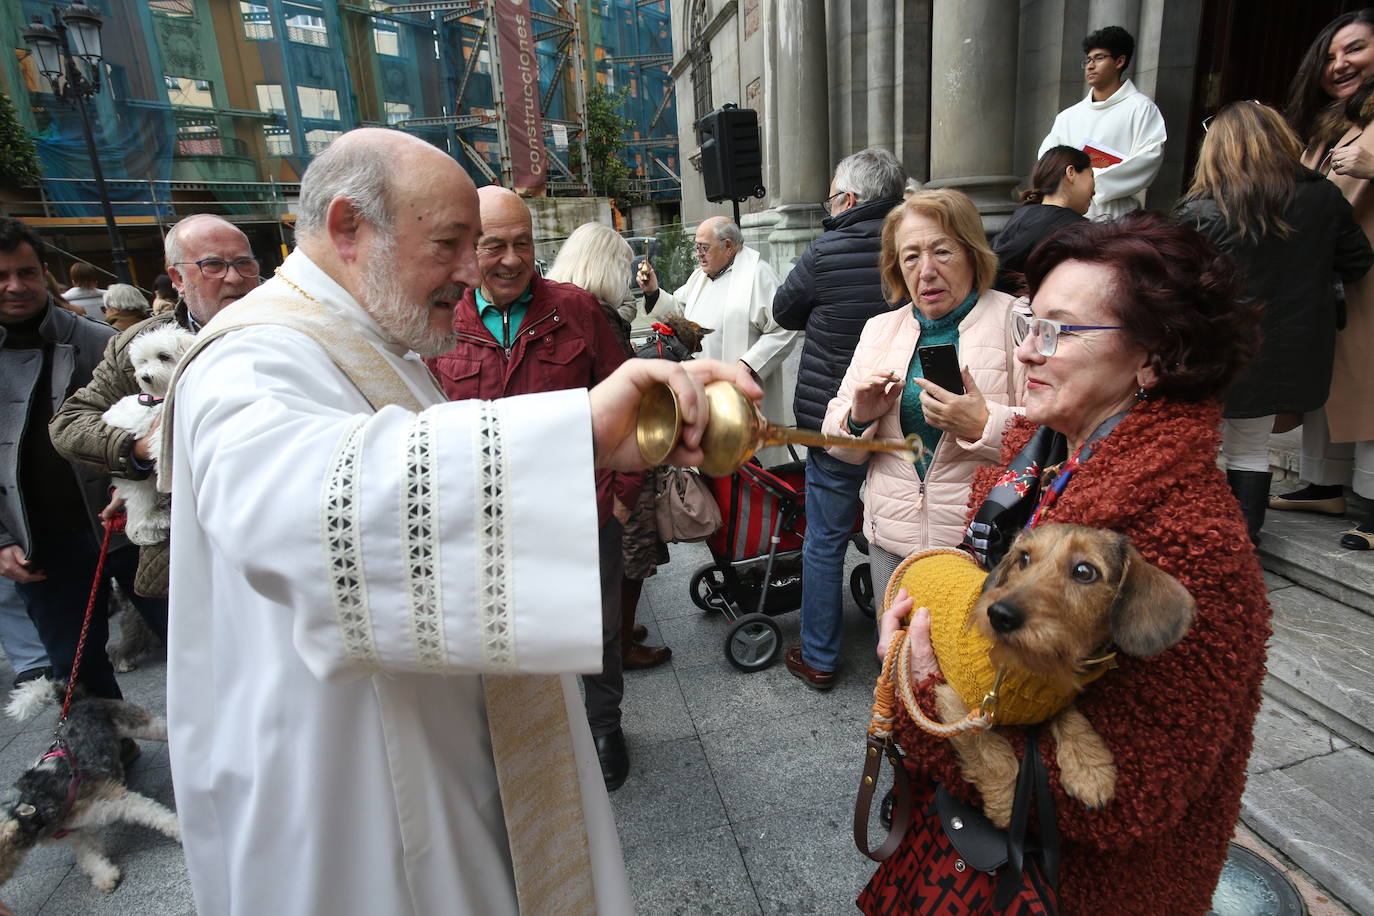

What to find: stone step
left=1263, top=577, right=1374, bottom=755
left=1259, top=510, right=1374, bottom=619
left=1244, top=694, right=1374, bottom=916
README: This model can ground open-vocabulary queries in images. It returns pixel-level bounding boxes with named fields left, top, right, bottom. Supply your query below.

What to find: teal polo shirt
left=475, top=287, right=534, bottom=349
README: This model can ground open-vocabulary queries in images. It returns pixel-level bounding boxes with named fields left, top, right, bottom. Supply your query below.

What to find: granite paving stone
left=620, top=662, right=699, bottom=747
left=1260, top=511, right=1374, bottom=616
left=620, top=824, right=762, bottom=916
left=1248, top=694, right=1351, bottom=775
left=1265, top=583, right=1374, bottom=747
left=609, top=737, right=729, bottom=847
left=734, top=796, right=876, bottom=915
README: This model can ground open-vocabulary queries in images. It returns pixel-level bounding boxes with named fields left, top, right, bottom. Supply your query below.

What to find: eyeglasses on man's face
left=1012, top=312, right=1124, bottom=357
left=173, top=257, right=260, bottom=279
left=1081, top=52, right=1116, bottom=68
left=821, top=190, right=846, bottom=215
left=694, top=242, right=716, bottom=256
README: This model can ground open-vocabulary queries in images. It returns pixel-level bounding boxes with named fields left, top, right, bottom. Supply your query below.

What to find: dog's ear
left=1109, top=539, right=1197, bottom=658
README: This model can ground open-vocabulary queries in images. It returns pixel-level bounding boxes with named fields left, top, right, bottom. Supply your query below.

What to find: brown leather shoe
left=786, top=645, right=835, bottom=691
left=623, top=642, right=672, bottom=670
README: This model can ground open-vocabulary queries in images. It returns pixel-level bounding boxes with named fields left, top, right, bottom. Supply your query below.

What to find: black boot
left=1228, top=470, right=1272, bottom=546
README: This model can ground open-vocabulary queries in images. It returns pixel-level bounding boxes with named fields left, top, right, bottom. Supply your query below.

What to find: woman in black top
left=993, top=146, right=1093, bottom=294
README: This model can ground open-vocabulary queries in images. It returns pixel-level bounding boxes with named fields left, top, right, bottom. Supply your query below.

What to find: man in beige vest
left=163, top=127, right=757, bottom=916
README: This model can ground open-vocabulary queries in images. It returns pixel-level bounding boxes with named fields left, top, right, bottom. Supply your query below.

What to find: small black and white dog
left=0, top=683, right=179, bottom=892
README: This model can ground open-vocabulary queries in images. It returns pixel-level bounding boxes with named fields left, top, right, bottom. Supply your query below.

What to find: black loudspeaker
left=697, top=104, right=766, bottom=203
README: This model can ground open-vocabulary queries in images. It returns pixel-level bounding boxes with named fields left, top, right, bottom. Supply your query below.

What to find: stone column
left=927, top=0, right=1020, bottom=233
left=1088, top=0, right=1141, bottom=39
left=766, top=0, right=831, bottom=270
left=866, top=0, right=897, bottom=151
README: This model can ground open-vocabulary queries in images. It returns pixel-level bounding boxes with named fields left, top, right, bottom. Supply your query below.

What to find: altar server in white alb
left=1038, top=25, right=1167, bottom=220
left=637, top=216, right=800, bottom=431
left=161, top=127, right=759, bottom=916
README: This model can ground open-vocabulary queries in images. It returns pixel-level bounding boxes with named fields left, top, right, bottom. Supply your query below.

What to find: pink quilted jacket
left=822, top=289, right=1025, bottom=557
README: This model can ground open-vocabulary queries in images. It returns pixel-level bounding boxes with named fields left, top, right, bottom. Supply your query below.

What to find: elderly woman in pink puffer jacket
left=823, top=189, right=1026, bottom=597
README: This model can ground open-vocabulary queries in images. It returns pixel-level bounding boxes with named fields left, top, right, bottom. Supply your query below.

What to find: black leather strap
left=994, top=726, right=1060, bottom=912
left=854, top=736, right=913, bottom=862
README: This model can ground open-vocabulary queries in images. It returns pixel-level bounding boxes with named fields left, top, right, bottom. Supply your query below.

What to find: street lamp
left=22, top=3, right=132, bottom=284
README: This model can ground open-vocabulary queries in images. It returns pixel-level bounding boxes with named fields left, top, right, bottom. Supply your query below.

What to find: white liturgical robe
left=1038, top=78, right=1167, bottom=221
left=166, top=252, right=631, bottom=915
left=656, top=245, right=799, bottom=428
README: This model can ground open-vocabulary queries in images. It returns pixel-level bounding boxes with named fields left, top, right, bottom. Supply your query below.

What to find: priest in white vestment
left=1038, top=26, right=1166, bottom=221
left=163, top=128, right=759, bottom=916
left=638, top=217, right=800, bottom=444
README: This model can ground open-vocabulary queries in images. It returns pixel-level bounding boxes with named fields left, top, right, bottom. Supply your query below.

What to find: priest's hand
left=589, top=358, right=762, bottom=471
left=636, top=259, right=659, bottom=295
left=0, top=545, right=46, bottom=584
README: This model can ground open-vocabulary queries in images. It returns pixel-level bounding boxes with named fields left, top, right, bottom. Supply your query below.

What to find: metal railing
left=0, top=177, right=301, bottom=224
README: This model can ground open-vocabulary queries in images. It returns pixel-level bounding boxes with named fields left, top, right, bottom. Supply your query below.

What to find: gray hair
left=294, top=140, right=394, bottom=241
left=164, top=214, right=238, bottom=267
left=546, top=222, right=633, bottom=308
left=104, top=283, right=150, bottom=314
left=832, top=148, right=907, bottom=205
left=710, top=218, right=743, bottom=247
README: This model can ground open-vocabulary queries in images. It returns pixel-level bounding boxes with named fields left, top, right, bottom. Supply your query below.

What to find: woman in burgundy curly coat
left=861, top=212, right=1271, bottom=915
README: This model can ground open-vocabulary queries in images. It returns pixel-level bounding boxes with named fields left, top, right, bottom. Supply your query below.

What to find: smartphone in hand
left=916, top=344, right=964, bottom=395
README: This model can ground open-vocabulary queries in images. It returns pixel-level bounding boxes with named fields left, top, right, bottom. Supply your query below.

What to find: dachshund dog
left=633, top=311, right=714, bottom=361
left=935, top=523, right=1197, bottom=827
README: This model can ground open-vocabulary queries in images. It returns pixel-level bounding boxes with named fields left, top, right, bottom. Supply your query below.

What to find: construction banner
left=493, top=0, right=548, bottom=194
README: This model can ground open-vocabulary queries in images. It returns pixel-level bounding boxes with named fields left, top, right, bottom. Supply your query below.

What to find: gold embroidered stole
left=162, top=286, right=599, bottom=914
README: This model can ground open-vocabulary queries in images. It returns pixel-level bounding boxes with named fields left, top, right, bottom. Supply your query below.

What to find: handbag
left=654, top=466, right=722, bottom=543
left=855, top=727, right=1060, bottom=915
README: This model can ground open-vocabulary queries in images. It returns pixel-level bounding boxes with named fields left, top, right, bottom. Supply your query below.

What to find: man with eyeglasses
left=51, top=214, right=261, bottom=599
left=772, top=148, right=905, bottom=691
left=0, top=217, right=167, bottom=724
left=638, top=216, right=799, bottom=445
left=1037, top=25, right=1166, bottom=220
left=424, top=186, right=644, bottom=793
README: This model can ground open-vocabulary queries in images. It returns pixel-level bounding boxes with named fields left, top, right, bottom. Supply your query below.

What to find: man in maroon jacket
left=426, top=187, right=642, bottom=790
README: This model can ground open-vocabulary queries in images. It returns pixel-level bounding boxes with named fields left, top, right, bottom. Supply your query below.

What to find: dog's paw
left=934, top=683, right=969, bottom=724
left=1052, top=708, right=1117, bottom=809
left=90, top=862, right=121, bottom=893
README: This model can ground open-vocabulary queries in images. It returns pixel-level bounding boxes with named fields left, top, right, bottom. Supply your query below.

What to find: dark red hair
left=1023, top=211, right=1257, bottom=401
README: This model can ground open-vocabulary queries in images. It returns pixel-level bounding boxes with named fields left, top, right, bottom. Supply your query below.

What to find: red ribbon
left=650, top=322, right=676, bottom=336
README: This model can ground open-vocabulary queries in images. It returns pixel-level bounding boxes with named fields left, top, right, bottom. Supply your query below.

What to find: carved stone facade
left=668, top=0, right=1208, bottom=275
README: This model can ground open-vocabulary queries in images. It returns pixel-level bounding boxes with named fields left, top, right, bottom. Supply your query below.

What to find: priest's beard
left=359, top=233, right=461, bottom=358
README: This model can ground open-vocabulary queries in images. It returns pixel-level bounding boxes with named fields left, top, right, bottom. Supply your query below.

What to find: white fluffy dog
left=100, top=325, right=195, bottom=546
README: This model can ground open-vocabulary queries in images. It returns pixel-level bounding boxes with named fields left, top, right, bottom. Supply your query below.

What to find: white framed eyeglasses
left=1012, top=312, right=1123, bottom=357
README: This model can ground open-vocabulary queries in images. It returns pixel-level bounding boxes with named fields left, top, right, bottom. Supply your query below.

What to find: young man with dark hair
left=1038, top=25, right=1166, bottom=220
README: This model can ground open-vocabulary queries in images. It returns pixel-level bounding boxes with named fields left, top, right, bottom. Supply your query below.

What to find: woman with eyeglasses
left=862, top=212, right=1271, bottom=916
left=1175, top=100, right=1373, bottom=544
left=1278, top=8, right=1374, bottom=549
left=992, top=145, right=1094, bottom=294
left=820, top=189, right=1025, bottom=613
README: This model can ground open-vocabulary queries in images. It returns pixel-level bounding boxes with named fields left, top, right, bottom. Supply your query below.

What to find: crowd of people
left=0, top=11, right=1370, bottom=915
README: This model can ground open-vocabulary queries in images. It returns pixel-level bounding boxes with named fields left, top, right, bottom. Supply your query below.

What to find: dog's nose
left=987, top=601, right=1024, bottom=634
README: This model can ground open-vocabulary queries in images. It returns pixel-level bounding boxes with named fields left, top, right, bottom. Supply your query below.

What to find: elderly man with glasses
left=51, top=214, right=262, bottom=598
left=1037, top=25, right=1166, bottom=220
left=638, top=216, right=800, bottom=447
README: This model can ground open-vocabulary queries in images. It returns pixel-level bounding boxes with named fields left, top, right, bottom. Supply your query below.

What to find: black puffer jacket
left=773, top=197, right=901, bottom=430
left=991, top=203, right=1083, bottom=294
left=1175, top=169, right=1374, bottom=418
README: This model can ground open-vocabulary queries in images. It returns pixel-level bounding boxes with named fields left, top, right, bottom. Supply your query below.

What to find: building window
left=149, top=0, right=196, bottom=18
left=256, top=84, right=287, bottom=117
left=176, top=119, right=225, bottom=156
left=285, top=5, right=329, bottom=47
left=264, top=125, right=293, bottom=156
left=165, top=75, right=215, bottom=108
left=384, top=101, right=412, bottom=125
left=305, top=128, right=341, bottom=155
left=374, top=25, right=399, bottom=56
left=241, top=2, right=272, bottom=40
left=297, top=87, right=340, bottom=121
left=688, top=0, right=713, bottom=122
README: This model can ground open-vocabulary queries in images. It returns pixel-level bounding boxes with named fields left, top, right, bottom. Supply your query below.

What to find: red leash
left=58, top=514, right=125, bottom=725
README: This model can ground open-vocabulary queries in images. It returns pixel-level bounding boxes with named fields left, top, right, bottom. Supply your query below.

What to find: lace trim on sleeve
left=403, top=412, right=446, bottom=670
left=321, top=416, right=380, bottom=668
left=474, top=402, right=517, bottom=670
